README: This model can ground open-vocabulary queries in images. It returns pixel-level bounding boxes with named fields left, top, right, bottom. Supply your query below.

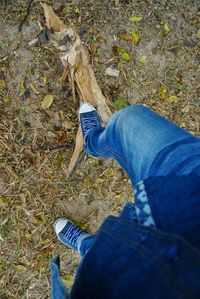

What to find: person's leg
left=54, top=218, right=95, bottom=257
left=83, top=105, right=200, bottom=185
left=79, top=235, right=96, bottom=256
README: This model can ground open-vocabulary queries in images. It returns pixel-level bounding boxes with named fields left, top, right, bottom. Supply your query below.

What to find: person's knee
left=115, top=105, right=150, bottom=123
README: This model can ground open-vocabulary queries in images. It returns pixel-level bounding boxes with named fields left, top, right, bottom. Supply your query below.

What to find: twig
left=18, top=0, right=34, bottom=32
left=31, top=142, right=74, bottom=152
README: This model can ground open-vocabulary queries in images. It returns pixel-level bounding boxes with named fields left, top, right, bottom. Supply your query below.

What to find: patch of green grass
left=114, top=99, right=130, bottom=110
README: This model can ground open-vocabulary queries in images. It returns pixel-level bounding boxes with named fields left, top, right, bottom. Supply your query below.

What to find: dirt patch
left=0, top=0, right=199, bottom=298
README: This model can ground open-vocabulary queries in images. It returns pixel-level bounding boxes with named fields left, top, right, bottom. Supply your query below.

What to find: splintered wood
left=41, top=3, right=114, bottom=179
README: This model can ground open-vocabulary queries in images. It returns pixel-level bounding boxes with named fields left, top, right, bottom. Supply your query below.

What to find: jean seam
left=88, top=145, right=127, bottom=164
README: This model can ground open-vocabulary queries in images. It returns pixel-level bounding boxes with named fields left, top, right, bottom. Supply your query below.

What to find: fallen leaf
left=30, top=15, right=38, bottom=21
left=0, top=79, right=6, bottom=90
left=118, top=48, right=132, bottom=61
left=46, top=110, right=60, bottom=126
left=75, top=221, right=89, bottom=230
left=21, top=80, right=26, bottom=91
left=108, top=168, right=114, bottom=177
left=30, top=83, right=40, bottom=95
left=56, top=131, right=68, bottom=144
left=18, top=12, right=27, bottom=21
left=62, top=274, right=74, bottom=289
left=119, top=33, right=133, bottom=42
left=105, top=67, right=120, bottom=77
left=42, top=95, right=54, bottom=109
left=41, top=3, right=65, bottom=32
left=114, top=99, right=130, bottom=110
left=159, top=85, right=168, bottom=99
left=0, top=196, right=10, bottom=208
left=15, top=264, right=27, bottom=272
left=112, top=45, right=119, bottom=56
left=167, top=95, right=178, bottom=104
left=23, top=148, right=35, bottom=164
left=88, top=42, right=97, bottom=54
left=55, top=153, right=64, bottom=170
left=62, top=120, right=73, bottom=130
left=139, top=55, right=146, bottom=63
left=3, top=97, right=12, bottom=103
left=131, top=29, right=139, bottom=45
left=115, top=0, right=120, bottom=6
left=129, top=16, right=142, bottom=23
left=196, top=29, right=200, bottom=39
left=163, top=23, right=170, bottom=33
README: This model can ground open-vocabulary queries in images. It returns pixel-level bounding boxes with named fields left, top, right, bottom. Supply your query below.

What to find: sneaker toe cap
left=54, top=218, right=68, bottom=235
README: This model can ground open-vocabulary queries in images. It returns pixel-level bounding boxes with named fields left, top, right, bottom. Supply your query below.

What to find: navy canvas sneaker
left=79, top=103, right=102, bottom=137
left=54, top=218, right=92, bottom=253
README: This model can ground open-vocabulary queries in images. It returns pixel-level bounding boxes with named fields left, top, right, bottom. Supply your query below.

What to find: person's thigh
left=87, top=105, right=200, bottom=184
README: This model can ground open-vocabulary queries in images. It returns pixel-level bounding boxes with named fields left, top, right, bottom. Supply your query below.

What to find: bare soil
left=0, top=0, right=199, bottom=298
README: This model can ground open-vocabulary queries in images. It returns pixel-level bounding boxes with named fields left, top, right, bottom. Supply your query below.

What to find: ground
left=0, top=0, right=199, bottom=298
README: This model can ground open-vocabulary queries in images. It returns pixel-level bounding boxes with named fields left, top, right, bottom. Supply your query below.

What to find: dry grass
left=0, top=0, right=199, bottom=298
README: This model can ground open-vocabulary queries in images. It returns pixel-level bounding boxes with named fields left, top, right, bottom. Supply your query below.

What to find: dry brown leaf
left=23, top=149, right=35, bottom=164
left=62, top=120, right=73, bottom=130
left=41, top=3, right=65, bottom=32
left=56, top=131, right=68, bottom=144
left=119, top=33, right=133, bottom=42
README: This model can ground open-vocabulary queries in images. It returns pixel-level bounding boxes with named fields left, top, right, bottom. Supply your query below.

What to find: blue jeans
left=51, top=105, right=200, bottom=299
left=79, top=105, right=200, bottom=256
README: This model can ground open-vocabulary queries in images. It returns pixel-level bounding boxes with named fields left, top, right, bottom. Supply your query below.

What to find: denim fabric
left=51, top=106, right=200, bottom=299
left=51, top=255, right=68, bottom=299
left=79, top=235, right=96, bottom=257
left=70, top=215, right=200, bottom=299
left=84, top=105, right=200, bottom=185
left=143, top=175, right=200, bottom=248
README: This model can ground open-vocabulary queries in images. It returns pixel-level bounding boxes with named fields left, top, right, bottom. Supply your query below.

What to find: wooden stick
left=41, top=3, right=114, bottom=178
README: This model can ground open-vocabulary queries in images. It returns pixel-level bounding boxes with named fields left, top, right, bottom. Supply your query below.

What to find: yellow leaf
left=163, top=23, right=170, bottom=33
left=15, top=265, right=27, bottom=272
left=3, top=97, right=11, bottom=103
left=75, top=7, right=80, bottom=14
left=0, top=79, right=6, bottom=90
left=19, top=12, right=27, bottom=21
left=167, top=95, right=178, bottom=104
left=159, top=86, right=168, bottom=99
left=63, top=274, right=74, bottom=289
left=108, top=168, right=114, bottom=177
left=42, top=95, right=54, bottom=109
left=196, top=29, right=200, bottom=39
left=115, top=0, right=120, bottom=6
left=80, top=223, right=89, bottom=230
left=41, top=76, right=48, bottom=84
left=131, top=29, right=139, bottom=45
left=139, top=55, right=146, bottom=63
left=30, top=15, right=37, bottom=21
left=96, top=178, right=104, bottom=184
left=118, top=48, right=132, bottom=61
left=129, top=16, right=142, bottom=23
left=21, top=80, right=26, bottom=91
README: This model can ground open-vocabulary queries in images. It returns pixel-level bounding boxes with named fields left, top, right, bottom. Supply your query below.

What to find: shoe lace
left=64, top=224, right=86, bottom=247
left=82, top=116, right=99, bottom=134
